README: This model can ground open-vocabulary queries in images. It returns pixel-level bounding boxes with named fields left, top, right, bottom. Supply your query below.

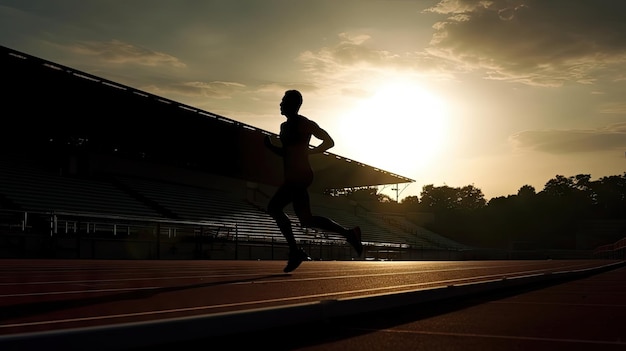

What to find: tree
left=592, top=173, right=626, bottom=219
left=517, top=185, right=536, bottom=197
left=542, top=174, right=575, bottom=197
left=400, top=195, right=420, bottom=206
left=458, top=185, right=486, bottom=210
left=420, top=184, right=458, bottom=212
left=378, top=193, right=395, bottom=203
left=420, top=184, right=486, bottom=212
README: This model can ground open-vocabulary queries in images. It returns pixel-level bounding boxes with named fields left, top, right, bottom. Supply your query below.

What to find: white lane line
left=357, top=327, right=626, bottom=346
left=0, top=286, right=160, bottom=298
left=0, top=273, right=536, bottom=329
left=231, top=266, right=566, bottom=285
left=0, top=291, right=346, bottom=329
left=0, top=263, right=616, bottom=330
left=0, top=262, right=599, bottom=298
left=0, top=271, right=483, bottom=299
left=0, top=268, right=538, bottom=298
left=1, top=261, right=613, bottom=301
left=0, top=261, right=572, bottom=287
left=0, top=274, right=264, bottom=286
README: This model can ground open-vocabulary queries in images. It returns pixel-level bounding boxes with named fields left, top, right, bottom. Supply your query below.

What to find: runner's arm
left=309, top=123, right=335, bottom=154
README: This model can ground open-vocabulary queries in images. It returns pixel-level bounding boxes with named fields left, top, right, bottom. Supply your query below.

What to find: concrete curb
left=1, top=261, right=624, bottom=350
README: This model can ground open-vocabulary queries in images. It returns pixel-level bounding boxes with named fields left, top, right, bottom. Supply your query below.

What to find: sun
left=337, top=79, right=448, bottom=176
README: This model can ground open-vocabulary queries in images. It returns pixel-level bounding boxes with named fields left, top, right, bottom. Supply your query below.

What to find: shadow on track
left=0, top=274, right=289, bottom=321
left=132, top=276, right=591, bottom=351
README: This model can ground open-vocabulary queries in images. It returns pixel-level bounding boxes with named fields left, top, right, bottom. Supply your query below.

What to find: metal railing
left=593, top=236, right=626, bottom=259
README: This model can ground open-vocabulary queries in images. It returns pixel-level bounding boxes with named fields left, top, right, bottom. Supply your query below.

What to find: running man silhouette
left=265, top=90, right=363, bottom=273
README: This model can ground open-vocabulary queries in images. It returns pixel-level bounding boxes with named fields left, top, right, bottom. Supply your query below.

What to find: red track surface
left=0, top=259, right=624, bottom=350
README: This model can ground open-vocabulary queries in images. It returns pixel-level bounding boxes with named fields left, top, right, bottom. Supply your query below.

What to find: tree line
left=337, top=173, right=626, bottom=251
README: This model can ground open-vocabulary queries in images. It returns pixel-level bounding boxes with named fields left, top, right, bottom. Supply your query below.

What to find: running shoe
left=283, top=248, right=311, bottom=273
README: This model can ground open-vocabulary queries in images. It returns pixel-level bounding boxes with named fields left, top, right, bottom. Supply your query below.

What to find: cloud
left=510, top=122, right=626, bottom=154
left=598, top=102, right=626, bottom=115
left=296, top=33, right=447, bottom=94
left=426, top=0, right=493, bottom=14
left=297, top=33, right=391, bottom=78
left=424, top=0, right=626, bottom=86
left=144, top=80, right=246, bottom=99
left=256, top=83, right=318, bottom=95
left=66, top=40, right=186, bottom=68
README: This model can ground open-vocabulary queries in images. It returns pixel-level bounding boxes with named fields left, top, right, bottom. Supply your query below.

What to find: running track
left=0, top=259, right=624, bottom=350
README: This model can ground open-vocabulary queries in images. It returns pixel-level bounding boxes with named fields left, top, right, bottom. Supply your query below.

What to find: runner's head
left=280, top=90, right=303, bottom=116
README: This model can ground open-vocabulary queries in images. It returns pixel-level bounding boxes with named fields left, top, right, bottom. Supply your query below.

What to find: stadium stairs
left=0, top=154, right=468, bottom=260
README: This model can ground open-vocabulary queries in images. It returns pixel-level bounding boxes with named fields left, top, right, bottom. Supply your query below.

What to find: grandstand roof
left=1, top=45, right=413, bottom=191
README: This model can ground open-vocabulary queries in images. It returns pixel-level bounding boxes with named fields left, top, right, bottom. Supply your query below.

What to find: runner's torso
left=279, top=115, right=315, bottom=184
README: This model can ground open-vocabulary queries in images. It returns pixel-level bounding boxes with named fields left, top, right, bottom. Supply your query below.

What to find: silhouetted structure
left=1, top=45, right=412, bottom=191
left=5, top=45, right=470, bottom=261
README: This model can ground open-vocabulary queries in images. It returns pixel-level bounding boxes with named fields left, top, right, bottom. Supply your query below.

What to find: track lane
left=0, top=259, right=621, bottom=336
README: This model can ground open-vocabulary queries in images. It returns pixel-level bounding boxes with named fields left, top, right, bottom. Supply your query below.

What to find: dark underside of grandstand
left=1, top=45, right=479, bottom=261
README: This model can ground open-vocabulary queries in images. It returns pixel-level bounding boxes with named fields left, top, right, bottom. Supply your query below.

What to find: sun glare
left=338, top=80, right=448, bottom=175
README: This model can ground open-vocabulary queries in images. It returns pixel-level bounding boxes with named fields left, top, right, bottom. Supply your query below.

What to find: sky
left=1, top=0, right=625, bottom=201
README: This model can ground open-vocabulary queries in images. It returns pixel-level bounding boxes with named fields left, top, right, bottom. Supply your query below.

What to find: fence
left=4, top=209, right=593, bottom=261
left=0, top=209, right=477, bottom=261
left=593, top=236, right=626, bottom=259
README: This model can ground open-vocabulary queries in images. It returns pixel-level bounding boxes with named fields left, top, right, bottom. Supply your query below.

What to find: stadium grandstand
left=0, top=45, right=472, bottom=261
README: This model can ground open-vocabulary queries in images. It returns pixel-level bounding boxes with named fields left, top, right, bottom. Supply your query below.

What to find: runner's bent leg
left=293, top=188, right=363, bottom=256
left=293, top=188, right=350, bottom=235
left=267, top=185, right=298, bottom=251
